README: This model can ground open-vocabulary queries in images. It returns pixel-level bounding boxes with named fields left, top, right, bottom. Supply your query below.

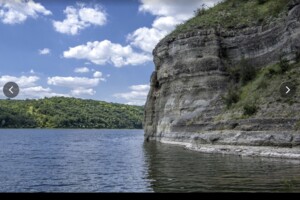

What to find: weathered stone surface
left=144, top=0, right=300, bottom=156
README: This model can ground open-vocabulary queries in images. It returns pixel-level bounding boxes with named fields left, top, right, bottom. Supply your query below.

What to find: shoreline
left=146, top=130, right=300, bottom=160
left=160, top=139, right=300, bottom=160
left=0, top=128, right=144, bottom=130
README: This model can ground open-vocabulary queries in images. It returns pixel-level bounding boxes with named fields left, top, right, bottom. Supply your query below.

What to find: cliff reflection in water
left=143, top=142, right=300, bottom=192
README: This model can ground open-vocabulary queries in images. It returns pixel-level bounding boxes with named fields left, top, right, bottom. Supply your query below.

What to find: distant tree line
left=0, top=97, right=144, bottom=129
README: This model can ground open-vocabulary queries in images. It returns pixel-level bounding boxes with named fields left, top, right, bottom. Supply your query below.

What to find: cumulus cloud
left=0, top=75, right=39, bottom=87
left=114, top=84, right=150, bottom=105
left=93, top=71, right=106, bottom=82
left=21, top=86, right=69, bottom=98
left=53, top=3, right=106, bottom=35
left=63, top=40, right=152, bottom=67
left=74, top=67, right=89, bottom=73
left=47, top=76, right=100, bottom=88
left=128, top=0, right=220, bottom=53
left=70, top=87, right=96, bottom=96
left=47, top=76, right=107, bottom=97
left=62, top=0, right=220, bottom=67
left=138, top=0, right=218, bottom=17
left=130, top=84, right=150, bottom=91
left=0, top=74, right=105, bottom=99
left=0, top=75, right=68, bottom=99
left=93, top=71, right=102, bottom=78
left=127, top=26, right=166, bottom=53
left=0, top=0, right=51, bottom=24
left=38, top=48, right=50, bottom=55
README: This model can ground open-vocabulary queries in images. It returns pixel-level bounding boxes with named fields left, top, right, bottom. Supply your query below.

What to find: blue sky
left=0, top=0, right=218, bottom=105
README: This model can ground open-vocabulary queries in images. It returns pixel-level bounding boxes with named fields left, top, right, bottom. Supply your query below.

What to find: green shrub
left=257, top=78, right=268, bottom=89
left=170, top=0, right=289, bottom=38
left=266, top=68, right=277, bottom=77
left=194, top=4, right=207, bottom=16
left=294, top=121, right=300, bottom=131
left=223, top=85, right=240, bottom=108
left=227, top=65, right=241, bottom=83
left=240, top=60, right=256, bottom=85
left=257, top=0, right=268, bottom=5
left=243, top=104, right=258, bottom=116
left=227, top=59, right=256, bottom=85
left=279, top=56, right=290, bottom=73
left=296, top=51, right=300, bottom=62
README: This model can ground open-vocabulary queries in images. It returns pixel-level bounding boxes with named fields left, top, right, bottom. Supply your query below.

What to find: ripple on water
left=0, top=129, right=300, bottom=192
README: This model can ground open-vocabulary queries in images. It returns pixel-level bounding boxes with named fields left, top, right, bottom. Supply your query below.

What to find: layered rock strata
left=144, top=1, right=300, bottom=158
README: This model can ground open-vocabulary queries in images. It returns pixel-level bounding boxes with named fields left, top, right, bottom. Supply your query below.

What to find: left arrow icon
left=3, top=82, right=19, bottom=98
left=9, top=86, right=14, bottom=94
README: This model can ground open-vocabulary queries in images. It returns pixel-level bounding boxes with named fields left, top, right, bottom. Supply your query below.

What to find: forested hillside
left=0, top=97, right=144, bottom=129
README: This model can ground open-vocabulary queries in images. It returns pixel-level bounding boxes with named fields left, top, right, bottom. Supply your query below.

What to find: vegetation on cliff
left=0, top=97, right=144, bottom=129
left=171, top=0, right=289, bottom=37
left=169, top=0, right=300, bottom=128
left=217, top=59, right=300, bottom=124
left=144, top=0, right=300, bottom=151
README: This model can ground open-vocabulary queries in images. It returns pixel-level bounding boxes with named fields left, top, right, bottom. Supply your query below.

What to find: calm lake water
left=0, top=129, right=300, bottom=192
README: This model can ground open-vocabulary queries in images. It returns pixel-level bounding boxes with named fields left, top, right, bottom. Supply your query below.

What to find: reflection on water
left=143, top=142, right=300, bottom=192
left=0, top=129, right=300, bottom=192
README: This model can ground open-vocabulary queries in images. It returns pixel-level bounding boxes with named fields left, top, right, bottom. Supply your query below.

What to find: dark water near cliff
left=0, top=129, right=300, bottom=192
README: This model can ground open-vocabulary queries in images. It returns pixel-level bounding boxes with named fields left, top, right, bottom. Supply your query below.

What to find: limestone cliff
left=144, top=0, right=300, bottom=156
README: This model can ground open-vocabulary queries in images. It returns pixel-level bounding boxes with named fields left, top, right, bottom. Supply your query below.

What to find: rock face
left=144, top=0, right=300, bottom=153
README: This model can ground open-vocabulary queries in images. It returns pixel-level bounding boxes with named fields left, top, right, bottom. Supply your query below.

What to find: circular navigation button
left=279, top=81, right=296, bottom=98
left=3, top=82, right=19, bottom=98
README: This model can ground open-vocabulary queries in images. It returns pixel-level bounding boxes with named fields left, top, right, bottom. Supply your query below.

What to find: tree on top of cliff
left=169, top=0, right=289, bottom=37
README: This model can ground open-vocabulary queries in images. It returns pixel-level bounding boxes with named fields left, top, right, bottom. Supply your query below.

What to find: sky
left=0, top=0, right=219, bottom=105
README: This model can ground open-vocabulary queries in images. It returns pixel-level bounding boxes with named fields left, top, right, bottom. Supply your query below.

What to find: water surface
left=0, top=129, right=299, bottom=192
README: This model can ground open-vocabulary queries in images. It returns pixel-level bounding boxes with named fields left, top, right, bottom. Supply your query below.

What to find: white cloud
left=128, top=0, right=219, bottom=53
left=138, top=0, right=218, bottom=17
left=0, top=74, right=102, bottom=99
left=21, top=86, right=69, bottom=98
left=93, top=71, right=106, bottom=81
left=93, top=71, right=102, bottom=78
left=23, top=86, right=51, bottom=93
left=53, top=4, right=106, bottom=35
left=152, top=16, right=179, bottom=32
left=114, top=84, right=150, bottom=106
left=47, top=76, right=100, bottom=88
left=130, top=84, right=150, bottom=91
left=0, top=0, right=51, bottom=24
left=127, top=26, right=166, bottom=53
left=30, top=69, right=35, bottom=74
left=74, top=67, right=89, bottom=73
left=0, top=75, right=39, bottom=87
left=62, top=1, right=219, bottom=67
left=0, top=75, right=69, bottom=99
left=47, top=76, right=107, bottom=97
left=78, top=7, right=106, bottom=25
left=39, top=48, right=50, bottom=55
left=63, top=40, right=152, bottom=67
left=70, top=87, right=96, bottom=96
